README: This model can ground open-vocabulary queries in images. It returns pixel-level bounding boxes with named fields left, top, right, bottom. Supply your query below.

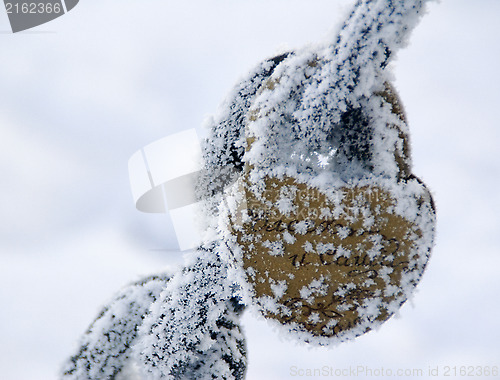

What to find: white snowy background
left=1, top=0, right=499, bottom=379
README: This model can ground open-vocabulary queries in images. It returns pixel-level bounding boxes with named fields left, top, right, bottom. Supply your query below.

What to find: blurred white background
left=1, top=0, right=499, bottom=379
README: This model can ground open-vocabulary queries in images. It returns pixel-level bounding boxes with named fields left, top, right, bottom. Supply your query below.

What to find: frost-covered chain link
left=61, top=251, right=246, bottom=380
left=135, top=243, right=246, bottom=380
left=61, top=275, right=171, bottom=379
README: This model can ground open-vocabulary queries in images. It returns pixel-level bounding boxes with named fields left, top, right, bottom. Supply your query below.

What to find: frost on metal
left=135, top=243, right=246, bottom=380
left=61, top=251, right=247, bottom=380
left=61, top=275, right=170, bottom=379
left=202, top=0, right=436, bottom=345
left=63, top=0, right=437, bottom=378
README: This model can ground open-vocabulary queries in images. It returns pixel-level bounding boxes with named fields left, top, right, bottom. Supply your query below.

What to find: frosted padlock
left=220, top=73, right=436, bottom=343
left=128, top=129, right=203, bottom=251
left=199, top=0, right=437, bottom=345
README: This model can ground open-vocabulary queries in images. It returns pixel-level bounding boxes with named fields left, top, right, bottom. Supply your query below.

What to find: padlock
left=62, top=1, right=438, bottom=378
left=220, top=78, right=435, bottom=344
left=202, top=0, right=437, bottom=344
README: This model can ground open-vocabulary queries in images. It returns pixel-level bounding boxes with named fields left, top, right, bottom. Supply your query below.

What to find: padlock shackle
left=240, top=0, right=433, bottom=182
left=202, top=0, right=433, bottom=196
left=331, top=0, right=432, bottom=90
